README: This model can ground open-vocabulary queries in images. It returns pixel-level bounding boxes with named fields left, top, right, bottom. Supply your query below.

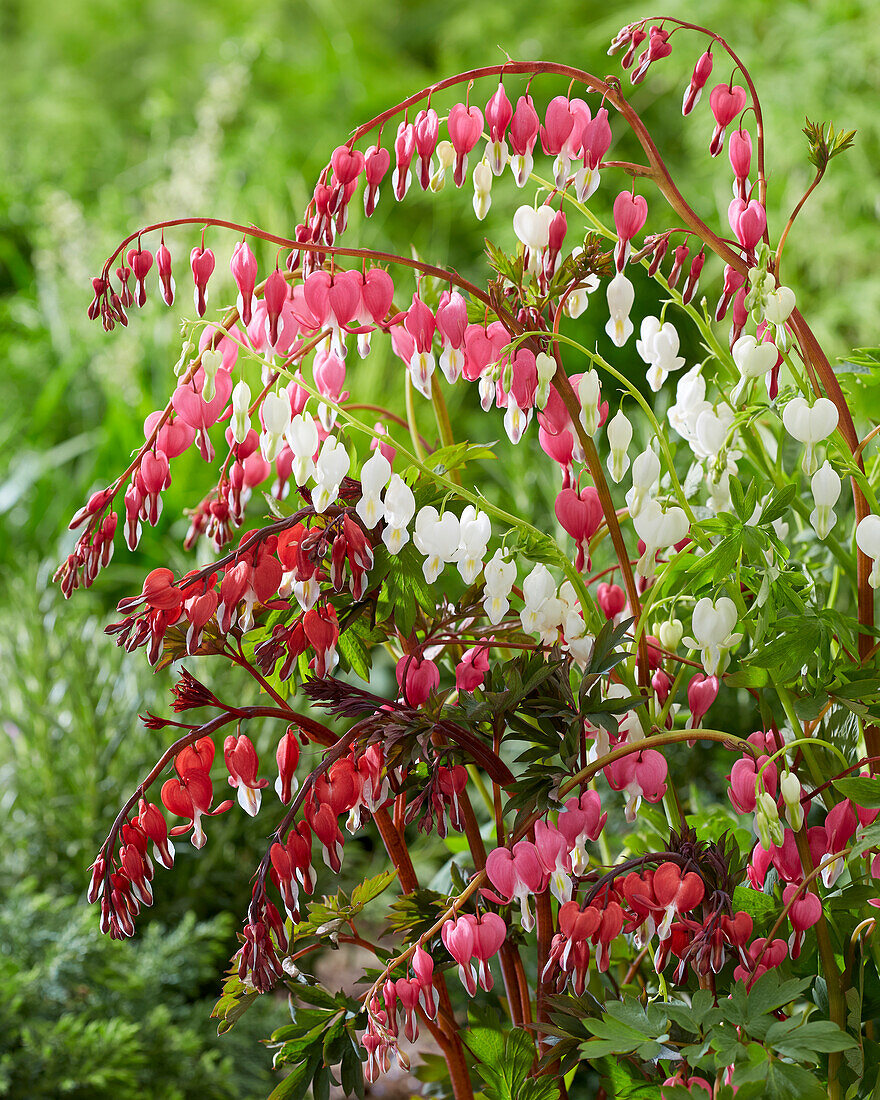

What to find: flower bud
left=200, top=349, right=223, bottom=402
left=606, top=409, right=633, bottom=483
left=756, top=790, right=785, bottom=848
left=534, top=352, right=557, bottom=410
left=657, top=618, right=683, bottom=651
left=231, top=380, right=251, bottom=445
left=809, top=460, right=841, bottom=540
left=472, top=160, right=493, bottom=221
left=780, top=770, right=804, bottom=831
left=578, top=369, right=602, bottom=436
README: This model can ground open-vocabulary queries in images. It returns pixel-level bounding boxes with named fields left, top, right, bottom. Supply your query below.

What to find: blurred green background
left=0, top=0, right=877, bottom=1096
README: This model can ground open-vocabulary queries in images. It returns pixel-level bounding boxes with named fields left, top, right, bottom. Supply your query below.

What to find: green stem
left=405, top=373, right=428, bottom=463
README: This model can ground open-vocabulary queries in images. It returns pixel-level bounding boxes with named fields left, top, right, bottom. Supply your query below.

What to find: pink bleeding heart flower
left=126, top=246, right=153, bottom=308
left=190, top=246, right=216, bottom=316
left=230, top=240, right=258, bottom=325
left=263, top=269, right=289, bottom=349
left=813, top=799, right=859, bottom=887
left=485, top=83, right=513, bottom=142
left=411, top=944, right=437, bottom=1019
left=471, top=912, right=507, bottom=992
left=535, top=820, right=573, bottom=903
left=456, top=646, right=490, bottom=693
left=612, top=191, right=648, bottom=270
left=441, top=913, right=478, bottom=995
left=596, top=582, right=626, bottom=620
left=556, top=790, right=607, bottom=873
left=682, top=50, right=714, bottom=115
left=727, top=752, right=777, bottom=815
left=733, top=935, right=788, bottom=986
left=447, top=103, right=484, bottom=186
left=555, top=486, right=602, bottom=571
left=605, top=749, right=668, bottom=822
left=782, top=884, right=822, bottom=959
left=172, top=370, right=232, bottom=431
left=364, top=144, right=390, bottom=216
left=540, top=96, right=576, bottom=155
left=729, top=198, right=766, bottom=250
left=396, top=655, right=440, bottom=707
left=224, top=733, right=269, bottom=816
left=144, top=411, right=196, bottom=459
left=484, top=840, right=546, bottom=931
left=330, top=144, right=365, bottom=186
left=686, top=673, right=719, bottom=731
left=156, top=239, right=175, bottom=305
left=709, top=83, right=747, bottom=156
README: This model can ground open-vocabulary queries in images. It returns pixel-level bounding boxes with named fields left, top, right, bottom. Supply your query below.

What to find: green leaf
left=267, top=1056, right=322, bottom=1100
left=350, top=869, right=398, bottom=908
left=759, top=485, right=796, bottom=526
left=462, top=1026, right=537, bottom=1100
left=833, top=776, right=880, bottom=807
left=725, top=666, right=770, bottom=689
left=733, top=885, right=778, bottom=925
left=461, top=1025, right=505, bottom=1068
left=765, top=1018, right=858, bottom=1062
left=337, top=628, right=372, bottom=682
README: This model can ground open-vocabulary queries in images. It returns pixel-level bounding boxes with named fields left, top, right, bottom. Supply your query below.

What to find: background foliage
left=1, top=1, right=878, bottom=1095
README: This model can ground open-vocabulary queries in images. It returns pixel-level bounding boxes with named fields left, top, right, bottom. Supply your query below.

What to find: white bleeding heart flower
left=668, top=366, right=711, bottom=446
left=312, top=436, right=350, bottom=514
left=606, top=409, right=633, bottom=483
left=473, top=160, right=493, bottom=221
left=259, top=390, right=292, bottom=462
left=429, top=140, right=456, bottom=192
left=413, top=506, right=461, bottom=583
left=605, top=272, right=634, bottom=347
left=535, top=352, right=557, bottom=410
left=200, top=349, right=223, bottom=401
left=692, top=406, right=734, bottom=462
left=513, top=204, right=555, bottom=251
left=356, top=450, right=392, bottom=528
left=456, top=506, right=491, bottom=583
left=632, top=500, right=689, bottom=577
left=636, top=317, right=686, bottom=391
left=230, top=380, right=251, bottom=446
left=286, top=413, right=319, bottom=486
left=520, top=563, right=563, bottom=642
left=809, top=460, right=841, bottom=540
left=764, top=285, right=796, bottom=325
left=483, top=549, right=516, bottom=625
left=625, top=447, right=661, bottom=518
left=657, top=618, right=683, bottom=651
left=382, top=474, right=416, bottom=554
left=782, top=396, right=838, bottom=474
left=856, top=514, right=880, bottom=589
left=730, top=334, right=778, bottom=404
left=780, top=770, right=804, bottom=831
left=682, top=595, right=742, bottom=677
left=578, top=369, right=602, bottom=436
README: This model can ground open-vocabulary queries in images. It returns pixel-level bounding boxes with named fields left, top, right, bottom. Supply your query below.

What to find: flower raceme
left=64, top=20, right=878, bottom=1098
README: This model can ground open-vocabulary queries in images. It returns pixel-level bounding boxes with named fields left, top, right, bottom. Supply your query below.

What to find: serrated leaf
left=350, top=869, right=398, bottom=908
left=337, top=628, right=372, bottom=682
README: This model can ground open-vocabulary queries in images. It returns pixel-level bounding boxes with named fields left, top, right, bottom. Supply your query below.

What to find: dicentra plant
left=59, top=17, right=880, bottom=1099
